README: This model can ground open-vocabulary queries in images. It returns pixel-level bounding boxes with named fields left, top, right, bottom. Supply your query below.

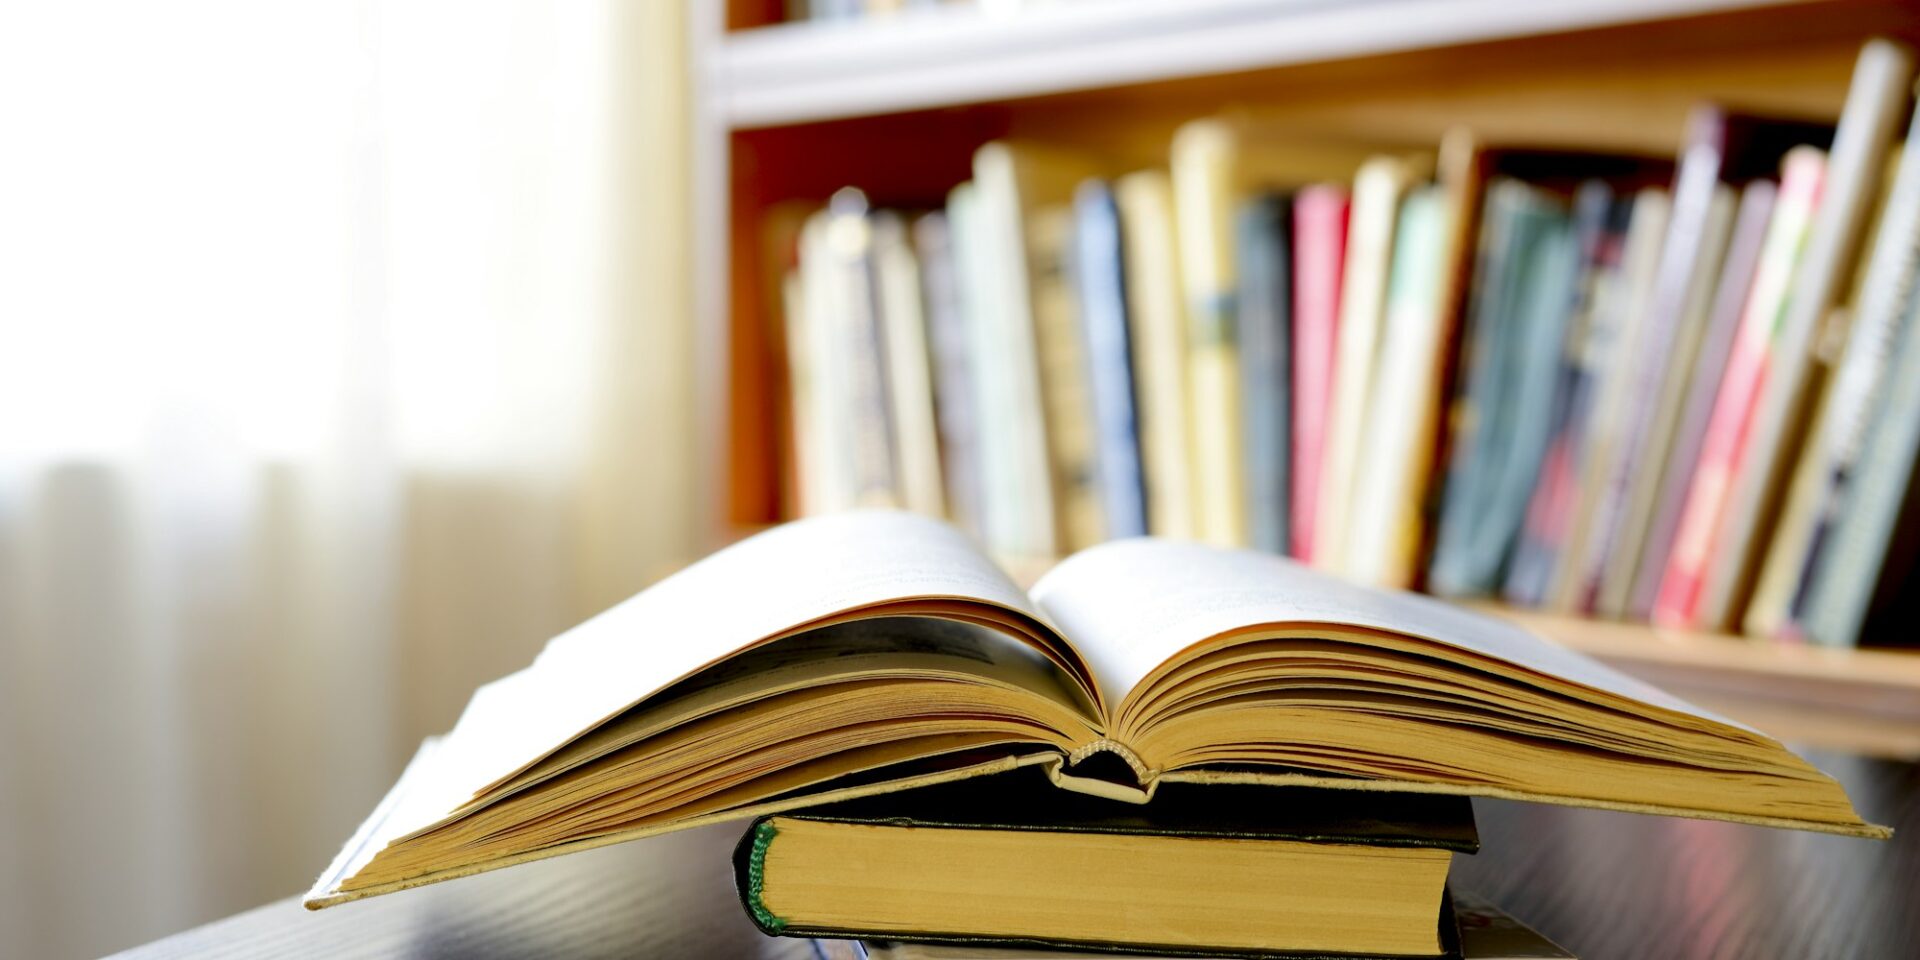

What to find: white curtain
left=0, top=2, right=697, bottom=957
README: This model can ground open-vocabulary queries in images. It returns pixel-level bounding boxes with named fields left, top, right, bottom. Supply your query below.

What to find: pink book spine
left=1289, top=185, right=1350, bottom=561
left=1652, top=149, right=1826, bottom=626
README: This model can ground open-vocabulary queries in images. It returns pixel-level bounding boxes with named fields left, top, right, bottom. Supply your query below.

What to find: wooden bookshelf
left=688, top=0, right=1920, bottom=729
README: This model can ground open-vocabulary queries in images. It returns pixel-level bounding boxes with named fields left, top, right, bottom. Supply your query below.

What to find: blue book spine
left=1073, top=181, right=1149, bottom=539
left=1236, top=194, right=1291, bottom=554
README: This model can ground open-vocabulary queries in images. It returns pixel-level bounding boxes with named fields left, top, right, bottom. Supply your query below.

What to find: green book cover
left=735, top=769, right=1474, bottom=959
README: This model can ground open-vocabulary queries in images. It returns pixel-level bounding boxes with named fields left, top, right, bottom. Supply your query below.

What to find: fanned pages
left=308, top=512, right=1883, bottom=909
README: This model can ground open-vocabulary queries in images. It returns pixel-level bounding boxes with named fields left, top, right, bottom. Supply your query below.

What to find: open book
left=307, top=511, right=1883, bottom=908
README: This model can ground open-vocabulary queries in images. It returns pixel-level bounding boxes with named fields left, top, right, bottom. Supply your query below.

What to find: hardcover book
left=828, top=890, right=1573, bottom=959
left=306, top=511, right=1882, bottom=910
left=738, top=772, right=1473, bottom=957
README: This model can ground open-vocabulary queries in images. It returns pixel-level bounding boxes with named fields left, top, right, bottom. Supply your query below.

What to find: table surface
left=113, top=749, right=1918, bottom=960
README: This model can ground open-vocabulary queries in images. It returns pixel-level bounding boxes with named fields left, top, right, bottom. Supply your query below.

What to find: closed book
left=1429, top=180, right=1574, bottom=597
left=1236, top=193, right=1292, bottom=555
left=1653, top=147, right=1828, bottom=627
left=1174, top=119, right=1250, bottom=547
left=914, top=212, right=985, bottom=540
left=1030, top=203, right=1106, bottom=552
left=1696, top=39, right=1915, bottom=630
left=1074, top=180, right=1149, bottom=541
left=1318, top=155, right=1427, bottom=575
left=1116, top=170, right=1198, bottom=540
left=847, top=891, right=1574, bottom=959
left=736, top=771, right=1474, bottom=958
left=1628, top=180, right=1781, bottom=618
left=1290, top=184, right=1350, bottom=561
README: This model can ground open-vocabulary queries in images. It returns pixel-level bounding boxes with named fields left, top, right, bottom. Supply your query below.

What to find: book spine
left=1236, top=194, right=1292, bottom=555
left=1628, top=180, right=1780, bottom=618
left=1504, top=182, right=1627, bottom=607
left=1074, top=180, right=1150, bottom=540
left=1652, top=147, right=1827, bottom=627
left=1579, top=109, right=1732, bottom=615
left=1598, top=184, right=1738, bottom=617
left=1799, top=266, right=1920, bottom=646
left=1547, top=188, right=1671, bottom=613
left=872, top=212, right=947, bottom=519
left=1693, top=40, right=1915, bottom=630
left=1430, top=180, right=1531, bottom=596
left=970, top=145, right=1059, bottom=558
left=835, top=196, right=903, bottom=510
left=1317, top=156, right=1414, bottom=574
left=1346, top=185, right=1448, bottom=587
left=913, top=212, right=984, bottom=540
left=1174, top=121, right=1248, bottom=547
left=1029, top=204, right=1106, bottom=551
left=1116, top=171, right=1198, bottom=541
left=1781, top=106, right=1920, bottom=642
left=1289, top=184, right=1349, bottom=561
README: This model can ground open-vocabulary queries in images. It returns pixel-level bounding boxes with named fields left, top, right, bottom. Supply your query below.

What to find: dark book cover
left=734, top=769, right=1474, bottom=960
left=1237, top=193, right=1293, bottom=556
left=1074, top=179, right=1149, bottom=540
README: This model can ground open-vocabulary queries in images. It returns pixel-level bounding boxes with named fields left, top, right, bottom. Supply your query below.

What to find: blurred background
left=7, top=0, right=1920, bottom=957
left=1, top=2, right=697, bottom=956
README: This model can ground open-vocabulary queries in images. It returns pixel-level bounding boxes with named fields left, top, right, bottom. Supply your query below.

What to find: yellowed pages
left=1031, top=537, right=1732, bottom=727
left=384, top=512, right=1087, bottom=853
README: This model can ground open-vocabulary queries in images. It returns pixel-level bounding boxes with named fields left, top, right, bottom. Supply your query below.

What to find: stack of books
left=305, top=510, right=1886, bottom=951
left=743, top=773, right=1572, bottom=959
left=772, top=37, right=1920, bottom=649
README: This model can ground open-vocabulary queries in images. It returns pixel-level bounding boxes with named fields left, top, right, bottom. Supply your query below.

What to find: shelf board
left=714, top=0, right=1816, bottom=129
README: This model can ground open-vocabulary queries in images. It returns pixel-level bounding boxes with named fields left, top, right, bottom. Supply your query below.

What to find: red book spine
left=1289, top=185, right=1350, bottom=561
left=1652, top=149, right=1826, bottom=626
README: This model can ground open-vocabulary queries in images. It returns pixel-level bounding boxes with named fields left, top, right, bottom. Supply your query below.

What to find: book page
left=386, top=511, right=1080, bottom=844
left=1031, top=537, right=1739, bottom=727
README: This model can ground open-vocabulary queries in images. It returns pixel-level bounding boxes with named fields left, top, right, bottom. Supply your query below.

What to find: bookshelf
left=689, top=0, right=1920, bottom=736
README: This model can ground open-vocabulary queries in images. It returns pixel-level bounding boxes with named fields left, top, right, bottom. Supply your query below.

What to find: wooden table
left=113, top=749, right=1917, bottom=960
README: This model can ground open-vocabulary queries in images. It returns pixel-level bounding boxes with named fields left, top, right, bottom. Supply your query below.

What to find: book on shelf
left=1172, top=119, right=1250, bottom=549
left=1503, top=181, right=1634, bottom=608
left=1429, top=179, right=1576, bottom=598
left=1236, top=191, right=1292, bottom=556
left=1693, top=40, right=1916, bottom=631
left=1797, top=191, right=1920, bottom=647
left=1074, top=180, right=1149, bottom=541
left=306, top=510, right=1884, bottom=909
left=1316, top=153, right=1429, bottom=579
left=763, top=36, right=1920, bottom=648
left=913, top=211, right=985, bottom=540
left=1545, top=185, right=1672, bottom=614
left=1346, top=129, right=1487, bottom=591
left=1288, top=183, right=1349, bottom=563
left=1115, top=169, right=1198, bottom=542
left=1653, top=147, right=1830, bottom=627
left=739, top=771, right=1473, bottom=958
left=820, top=890, right=1574, bottom=959
left=1589, top=106, right=1833, bottom=619
left=1745, top=135, right=1913, bottom=638
left=1627, top=179, right=1781, bottom=618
